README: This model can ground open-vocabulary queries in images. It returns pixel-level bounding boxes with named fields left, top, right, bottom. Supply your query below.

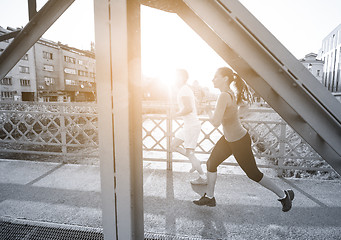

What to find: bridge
left=0, top=0, right=340, bottom=239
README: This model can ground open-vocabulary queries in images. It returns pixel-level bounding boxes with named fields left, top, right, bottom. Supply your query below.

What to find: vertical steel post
left=94, top=1, right=117, bottom=239
left=28, top=0, right=37, bottom=20
left=95, top=0, right=143, bottom=239
left=127, top=0, right=144, bottom=238
left=60, top=105, right=67, bottom=163
left=166, top=104, right=173, bottom=170
left=277, top=120, right=287, bottom=177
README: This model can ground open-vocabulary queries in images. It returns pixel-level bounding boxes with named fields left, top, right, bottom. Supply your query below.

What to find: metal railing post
left=60, top=105, right=67, bottom=163
left=277, top=120, right=286, bottom=177
left=166, top=103, right=173, bottom=170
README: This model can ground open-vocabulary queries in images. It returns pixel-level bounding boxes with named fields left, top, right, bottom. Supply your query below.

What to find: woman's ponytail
left=217, top=67, right=254, bottom=105
left=233, top=73, right=253, bottom=105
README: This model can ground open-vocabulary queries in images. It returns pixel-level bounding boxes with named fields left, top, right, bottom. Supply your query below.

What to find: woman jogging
left=193, top=67, right=294, bottom=212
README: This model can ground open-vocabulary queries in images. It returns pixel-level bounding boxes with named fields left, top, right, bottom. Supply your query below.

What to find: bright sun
left=141, top=6, right=187, bottom=90
left=140, top=5, right=227, bottom=92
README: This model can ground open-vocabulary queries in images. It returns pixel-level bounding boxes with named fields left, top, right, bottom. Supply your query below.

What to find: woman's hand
left=208, top=92, right=231, bottom=127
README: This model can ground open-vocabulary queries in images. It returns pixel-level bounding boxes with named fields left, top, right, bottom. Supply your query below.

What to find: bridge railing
left=0, top=101, right=98, bottom=161
left=142, top=101, right=334, bottom=176
left=0, top=100, right=336, bottom=176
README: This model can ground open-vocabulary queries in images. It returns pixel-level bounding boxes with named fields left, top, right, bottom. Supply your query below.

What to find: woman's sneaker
left=193, top=193, right=216, bottom=207
left=278, top=189, right=295, bottom=212
left=190, top=177, right=207, bottom=185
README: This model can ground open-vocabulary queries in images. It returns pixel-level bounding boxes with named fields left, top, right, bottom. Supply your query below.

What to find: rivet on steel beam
left=292, top=82, right=298, bottom=87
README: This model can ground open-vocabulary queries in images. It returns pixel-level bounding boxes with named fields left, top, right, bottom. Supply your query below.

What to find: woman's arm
left=206, top=92, right=232, bottom=127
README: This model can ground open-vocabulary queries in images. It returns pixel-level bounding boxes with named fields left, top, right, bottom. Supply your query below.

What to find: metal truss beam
left=0, top=0, right=75, bottom=81
left=28, top=0, right=37, bottom=20
left=176, top=0, right=341, bottom=174
left=140, top=0, right=179, bottom=12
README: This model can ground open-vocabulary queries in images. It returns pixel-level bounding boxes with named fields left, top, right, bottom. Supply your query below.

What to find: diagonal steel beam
left=0, top=0, right=75, bottom=81
left=176, top=0, right=341, bottom=174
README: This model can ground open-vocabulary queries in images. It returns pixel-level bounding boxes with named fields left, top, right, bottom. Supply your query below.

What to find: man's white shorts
left=175, top=123, right=201, bottom=149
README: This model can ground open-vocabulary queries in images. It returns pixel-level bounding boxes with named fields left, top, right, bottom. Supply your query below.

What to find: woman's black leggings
left=206, top=132, right=263, bottom=182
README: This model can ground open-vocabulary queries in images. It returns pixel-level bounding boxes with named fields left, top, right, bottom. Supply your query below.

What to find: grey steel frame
left=1, top=0, right=341, bottom=239
left=94, top=0, right=143, bottom=239
left=0, top=0, right=144, bottom=238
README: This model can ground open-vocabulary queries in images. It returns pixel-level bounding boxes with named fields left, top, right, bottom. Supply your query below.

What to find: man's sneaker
left=190, top=177, right=207, bottom=185
left=193, top=193, right=216, bottom=207
left=278, top=189, right=295, bottom=212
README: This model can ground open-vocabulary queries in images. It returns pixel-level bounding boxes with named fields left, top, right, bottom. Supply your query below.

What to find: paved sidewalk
left=1, top=159, right=341, bottom=239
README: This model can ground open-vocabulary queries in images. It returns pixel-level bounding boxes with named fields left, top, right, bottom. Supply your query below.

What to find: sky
left=1, top=0, right=341, bottom=89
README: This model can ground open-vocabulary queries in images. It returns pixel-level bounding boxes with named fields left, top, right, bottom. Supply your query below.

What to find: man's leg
left=186, top=148, right=205, bottom=176
left=170, top=137, right=186, bottom=156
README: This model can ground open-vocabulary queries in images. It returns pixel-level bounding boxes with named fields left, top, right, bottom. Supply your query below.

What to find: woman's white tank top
left=221, top=91, right=247, bottom=142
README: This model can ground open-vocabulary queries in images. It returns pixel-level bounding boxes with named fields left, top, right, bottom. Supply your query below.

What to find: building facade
left=319, top=24, right=341, bottom=92
left=35, top=39, right=63, bottom=102
left=60, top=44, right=96, bottom=102
left=0, top=27, right=37, bottom=101
left=299, top=53, right=324, bottom=83
left=0, top=26, right=96, bottom=102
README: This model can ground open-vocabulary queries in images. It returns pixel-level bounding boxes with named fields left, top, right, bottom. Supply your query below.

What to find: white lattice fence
left=0, top=101, right=98, bottom=160
left=0, top=101, right=335, bottom=176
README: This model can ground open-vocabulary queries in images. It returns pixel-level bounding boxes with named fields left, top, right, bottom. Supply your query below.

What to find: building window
left=43, top=51, right=53, bottom=60
left=78, top=70, right=88, bottom=77
left=21, top=54, right=29, bottom=60
left=43, top=65, right=54, bottom=72
left=44, top=77, right=55, bottom=86
left=308, top=64, right=312, bottom=71
left=1, top=77, right=12, bottom=85
left=64, top=68, right=77, bottom=75
left=64, top=56, right=76, bottom=64
left=78, top=59, right=88, bottom=66
left=317, top=70, right=320, bottom=77
left=19, top=66, right=30, bottom=73
left=1, top=91, right=14, bottom=99
left=20, top=79, right=30, bottom=86
left=65, top=79, right=77, bottom=85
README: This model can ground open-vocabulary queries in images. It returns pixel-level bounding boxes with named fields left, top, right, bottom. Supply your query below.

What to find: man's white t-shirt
left=177, top=85, right=200, bottom=127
